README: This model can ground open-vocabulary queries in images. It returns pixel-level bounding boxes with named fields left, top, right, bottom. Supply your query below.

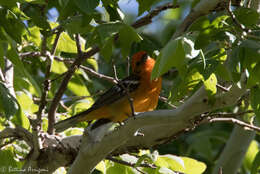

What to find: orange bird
left=54, top=51, right=162, bottom=132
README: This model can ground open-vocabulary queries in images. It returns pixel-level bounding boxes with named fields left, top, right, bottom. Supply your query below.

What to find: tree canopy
left=0, top=0, right=260, bottom=174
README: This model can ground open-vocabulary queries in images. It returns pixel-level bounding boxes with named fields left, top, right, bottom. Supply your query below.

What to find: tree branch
left=132, top=3, right=180, bottom=28
left=208, top=117, right=260, bottom=132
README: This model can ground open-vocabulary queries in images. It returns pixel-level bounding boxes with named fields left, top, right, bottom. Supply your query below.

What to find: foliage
left=0, top=0, right=259, bottom=174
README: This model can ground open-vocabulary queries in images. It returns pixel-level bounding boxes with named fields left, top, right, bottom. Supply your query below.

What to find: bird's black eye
left=136, top=61, right=141, bottom=66
left=141, top=53, right=148, bottom=62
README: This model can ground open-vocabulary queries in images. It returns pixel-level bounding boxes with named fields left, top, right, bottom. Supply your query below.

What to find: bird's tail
left=54, top=109, right=92, bottom=133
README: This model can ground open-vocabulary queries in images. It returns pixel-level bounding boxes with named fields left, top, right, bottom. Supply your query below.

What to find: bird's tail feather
left=54, top=109, right=92, bottom=133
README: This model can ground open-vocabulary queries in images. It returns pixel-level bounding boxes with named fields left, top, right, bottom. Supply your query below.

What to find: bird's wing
left=91, top=74, right=140, bottom=109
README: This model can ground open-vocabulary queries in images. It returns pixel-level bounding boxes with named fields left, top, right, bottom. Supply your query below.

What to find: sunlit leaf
left=243, top=140, right=259, bottom=172
left=203, top=73, right=217, bottom=96
left=251, top=151, right=260, bottom=174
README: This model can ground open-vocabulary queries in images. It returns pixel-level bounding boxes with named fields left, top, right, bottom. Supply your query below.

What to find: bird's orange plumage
left=54, top=51, right=162, bottom=132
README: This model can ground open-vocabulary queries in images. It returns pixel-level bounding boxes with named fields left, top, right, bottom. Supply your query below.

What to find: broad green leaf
left=251, top=151, right=260, bottom=174
left=0, top=8, right=26, bottom=43
left=247, top=63, right=260, bottom=88
left=189, top=16, right=210, bottom=31
left=103, top=3, right=122, bottom=21
left=56, top=32, right=78, bottom=53
left=71, top=99, right=94, bottom=115
left=243, top=140, right=259, bottom=171
left=22, top=5, right=50, bottom=30
left=234, top=7, right=260, bottom=27
left=203, top=73, right=217, bottom=96
left=181, top=157, right=206, bottom=174
left=152, top=38, right=186, bottom=79
left=250, top=86, right=260, bottom=122
left=11, top=104, right=30, bottom=129
left=100, top=37, right=113, bottom=61
left=96, top=160, right=107, bottom=173
left=137, top=0, right=158, bottom=15
left=65, top=128, right=84, bottom=136
left=0, top=147, right=23, bottom=171
left=64, top=15, right=93, bottom=35
left=73, top=0, right=100, bottom=14
left=27, top=26, right=41, bottom=47
left=51, top=60, right=68, bottom=74
left=0, top=82, right=19, bottom=118
left=16, top=91, right=38, bottom=114
left=107, top=162, right=136, bottom=174
left=119, top=24, right=142, bottom=58
left=68, top=75, right=90, bottom=96
left=96, top=21, right=123, bottom=43
left=155, top=155, right=184, bottom=172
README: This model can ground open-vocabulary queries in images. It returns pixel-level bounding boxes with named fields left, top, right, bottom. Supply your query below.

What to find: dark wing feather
left=91, top=74, right=140, bottom=109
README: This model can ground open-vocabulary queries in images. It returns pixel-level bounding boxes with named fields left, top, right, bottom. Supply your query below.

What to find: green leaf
left=251, top=151, right=260, bottom=174
left=56, top=32, right=78, bottom=53
left=68, top=75, right=90, bottom=96
left=16, top=91, right=38, bottom=114
left=100, top=37, right=113, bottom=62
left=11, top=104, right=30, bottom=129
left=0, top=8, right=26, bottom=43
left=23, top=5, right=50, bottom=30
left=0, top=82, right=19, bottom=118
left=107, top=162, right=136, bottom=174
left=152, top=38, right=186, bottom=79
left=234, top=7, right=260, bottom=27
left=73, top=0, right=100, bottom=14
left=0, top=147, right=23, bottom=170
left=119, top=24, right=142, bottom=58
left=97, top=21, right=123, bottom=43
left=96, top=160, right=107, bottom=173
left=51, top=60, right=68, bottom=74
left=65, top=128, right=84, bottom=136
left=155, top=155, right=185, bottom=172
left=137, top=0, right=158, bottom=15
left=247, top=63, right=260, bottom=88
left=243, top=140, right=259, bottom=171
left=7, top=44, right=41, bottom=96
left=181, top=157, right=206, bottom=174
left=64, top=15, right=93, bottom=35
left=250, top=86, right=260, bottom=122
left=27, top=26, right=41, bottom=47
left=203, top=73, right=217, bottom=96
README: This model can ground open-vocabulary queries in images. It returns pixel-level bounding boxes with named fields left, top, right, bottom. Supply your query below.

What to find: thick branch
left=67, top=83, right=246, bottom=173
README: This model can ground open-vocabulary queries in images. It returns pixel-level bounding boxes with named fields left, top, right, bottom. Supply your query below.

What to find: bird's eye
left=141, top=53, right=148, bottom=63
left=136, top=61, right=141, bottom=66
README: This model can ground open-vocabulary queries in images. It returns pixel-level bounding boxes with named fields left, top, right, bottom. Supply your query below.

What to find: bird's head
left=131, top=51, right=155, bottom=76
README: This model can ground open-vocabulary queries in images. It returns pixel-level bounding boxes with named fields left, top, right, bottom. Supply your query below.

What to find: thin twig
left=226, top=0, right=248, bottom=32
left=38, top=31, right=61, bottom=134
left=216, top=84, right=230, bottom=92
left=208, top=117, right=260, bottom=132
left=47, top=41, right=99, bottom=134
left=80, top=65, right=117, bottom=84
left=106, top=156, right=156, bottom=169
left=205, top=110, right=254, bottom=118
left=132, top=2, right=180, bottom=28
left=159, top=96, right=177, bottom=109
